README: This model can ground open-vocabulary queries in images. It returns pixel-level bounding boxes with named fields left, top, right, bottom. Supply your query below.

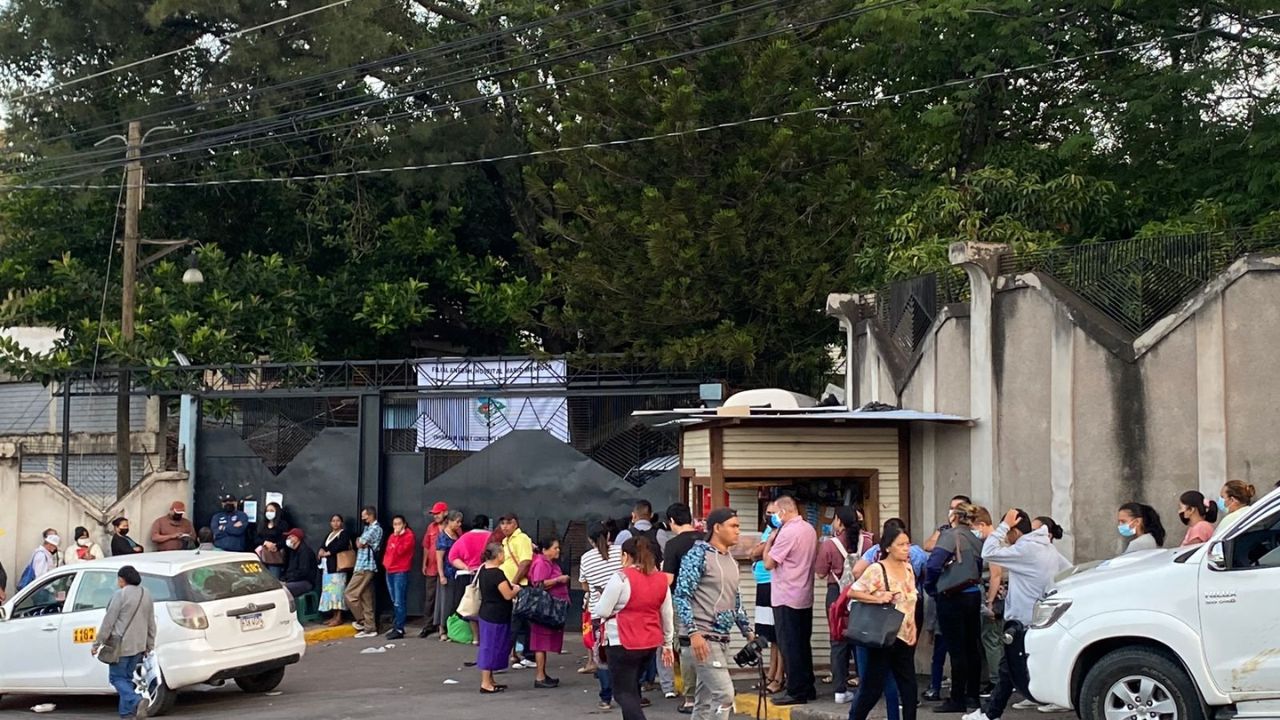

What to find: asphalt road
left=0, top=633, right=1050, bottom=720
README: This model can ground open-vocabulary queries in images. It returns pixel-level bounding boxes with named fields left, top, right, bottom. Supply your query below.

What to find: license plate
left=239, top=613, right=264, bottom=632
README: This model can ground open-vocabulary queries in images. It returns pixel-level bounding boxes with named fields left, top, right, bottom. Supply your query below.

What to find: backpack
left=17, top=562, right=36, bottom=591
left=629, top=524, right=663, bottom=564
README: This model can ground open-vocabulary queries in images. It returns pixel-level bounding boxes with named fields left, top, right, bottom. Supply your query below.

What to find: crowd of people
left=0, top=477, right=1269, bottom=720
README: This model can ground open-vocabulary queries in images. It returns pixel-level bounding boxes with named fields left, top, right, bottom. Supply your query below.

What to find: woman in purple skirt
left=477, top=542, right=522, bottom=694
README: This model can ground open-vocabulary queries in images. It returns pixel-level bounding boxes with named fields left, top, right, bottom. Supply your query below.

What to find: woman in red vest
left=591, top=535, right=675, bottom=720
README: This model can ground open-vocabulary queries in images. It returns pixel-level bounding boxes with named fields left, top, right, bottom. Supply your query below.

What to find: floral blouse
left=851, top=561, right=919, bottom=646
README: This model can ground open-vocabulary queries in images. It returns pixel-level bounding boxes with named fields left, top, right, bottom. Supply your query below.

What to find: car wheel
left=133, top=662, right=177, bottom=717
left=234, top=667, right=286, bottom=694
left=1079, top=647, right=1206, bottom=720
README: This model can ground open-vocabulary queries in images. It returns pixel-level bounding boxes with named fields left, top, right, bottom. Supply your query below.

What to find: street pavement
left=0, top=631, right=1051, bottom=720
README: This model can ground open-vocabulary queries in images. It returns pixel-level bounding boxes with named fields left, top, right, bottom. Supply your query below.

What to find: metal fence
left=998, top=227, right=1280, bottom=335
left=201, top=396, right=359, bottom=474
left=871, top=266, right=969, bottom=357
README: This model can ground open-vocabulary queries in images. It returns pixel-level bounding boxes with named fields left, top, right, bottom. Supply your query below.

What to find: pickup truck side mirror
left=1208, top=541, right=1226, bottom=569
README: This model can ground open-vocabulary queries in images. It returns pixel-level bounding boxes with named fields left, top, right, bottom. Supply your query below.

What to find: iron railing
left=998, top=227, right=1280, bottom=335
left=871, top=266, right=969, bottom=357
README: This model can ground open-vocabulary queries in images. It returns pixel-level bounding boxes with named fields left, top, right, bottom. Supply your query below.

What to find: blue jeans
left=386, top=572, right=408, bottom=632
left=597, top=666, right=612, bottom=703
left=109, top=654, right=143, bottom=718
left=931, top=633, right=948, bottom=692
left=855, top=644, right=900, bottom=720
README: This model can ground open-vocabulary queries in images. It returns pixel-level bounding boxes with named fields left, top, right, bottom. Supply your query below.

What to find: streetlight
left=182, top=254, right=204, bottom=286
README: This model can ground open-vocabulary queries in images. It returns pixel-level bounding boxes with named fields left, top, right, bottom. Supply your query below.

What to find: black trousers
left=774, top=604, right=816, bottom=700
left=511, top=613, right=534, bottom=660
left=849, top=640, right=918, bottom=720
left=936, top=592, right=983, bottom=704
left=986, top=624, right=1035, bottom=720
left=610, top=646, right=656, bottom=720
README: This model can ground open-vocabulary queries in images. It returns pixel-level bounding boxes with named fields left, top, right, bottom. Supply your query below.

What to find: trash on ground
left=443, top=679, right=459, bottom=685
left=360, top=646, right=388, bottom=654
left=32, top=704, right=56, bottom=713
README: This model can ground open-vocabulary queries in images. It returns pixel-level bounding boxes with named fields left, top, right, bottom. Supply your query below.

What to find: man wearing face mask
left=962, top=509, right=1072, bottom=720
left=22, top=529, right=61, bottom=587
left=151, top=501, right=197, bottom=551
left=281, top=528, right=318, bottom=597
left=748, top=501, right=784, bottom=697
left=110, top=518, right=143, bottom=556
left=212, top=494, right=250, bottom=552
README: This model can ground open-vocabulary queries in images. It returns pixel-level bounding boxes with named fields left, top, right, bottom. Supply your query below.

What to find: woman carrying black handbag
left=847, top=525, right=919, bottom=720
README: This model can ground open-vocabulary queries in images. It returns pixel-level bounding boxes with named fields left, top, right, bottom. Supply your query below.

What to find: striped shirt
left=578, top=545, right=622, bottom=609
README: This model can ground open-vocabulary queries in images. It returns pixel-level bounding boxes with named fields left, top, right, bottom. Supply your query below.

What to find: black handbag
left=513, top=584, right=569, bottom=629
left=938, top=529, right=981, bottom=595
left=844, top=563, right=905, bottom=649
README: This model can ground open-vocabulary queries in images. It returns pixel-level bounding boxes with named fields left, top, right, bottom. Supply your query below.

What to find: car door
left=60, top=570, right=119, bottom=691
left=1200, top=501, right=1280, bottom=700
left=0, top=572, right=76, bottom=690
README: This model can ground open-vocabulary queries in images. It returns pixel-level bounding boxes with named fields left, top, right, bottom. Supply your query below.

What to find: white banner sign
left=414, top=359, right=570, bottom=451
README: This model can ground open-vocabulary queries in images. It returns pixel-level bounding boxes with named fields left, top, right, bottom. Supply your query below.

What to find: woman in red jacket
left=383, top=515, right=417, bottom=640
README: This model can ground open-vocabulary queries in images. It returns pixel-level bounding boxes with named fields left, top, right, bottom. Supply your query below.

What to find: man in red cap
left=150, top=501, right=196, bottom=551
left=419, top=500, right=449, bottom=638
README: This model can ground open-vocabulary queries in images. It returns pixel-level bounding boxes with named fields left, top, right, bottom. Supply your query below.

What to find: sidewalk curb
left=304, top=625, right=357, bottom=644
left=788, top=705, right=847, bottom=720
left=734, top=692, right=792, bottom=720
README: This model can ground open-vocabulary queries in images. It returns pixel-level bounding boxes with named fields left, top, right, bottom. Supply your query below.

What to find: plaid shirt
left=355, top=522, right=384, bottom=573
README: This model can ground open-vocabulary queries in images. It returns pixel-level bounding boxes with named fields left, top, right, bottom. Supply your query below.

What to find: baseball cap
left=171, top=501, right=186, bottom=512
left=431, top=501, right=448, bottom=514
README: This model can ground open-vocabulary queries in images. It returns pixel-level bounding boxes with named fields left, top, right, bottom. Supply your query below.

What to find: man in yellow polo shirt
left=499, top=513, right=536, bottom=668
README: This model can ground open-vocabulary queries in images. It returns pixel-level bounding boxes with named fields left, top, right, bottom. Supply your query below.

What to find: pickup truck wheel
left=1079, top=647, right=1205, bottom=720
left=235, top=667, right=286, bottom=694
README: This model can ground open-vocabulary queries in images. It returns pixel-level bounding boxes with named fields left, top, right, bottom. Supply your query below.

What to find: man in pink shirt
left=764, top=495, right=818, bottom=706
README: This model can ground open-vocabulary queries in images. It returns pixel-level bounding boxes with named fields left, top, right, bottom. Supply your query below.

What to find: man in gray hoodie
left=964, top=510, right=1072, bottom=720
left=93, top=566, right=156, bottom=720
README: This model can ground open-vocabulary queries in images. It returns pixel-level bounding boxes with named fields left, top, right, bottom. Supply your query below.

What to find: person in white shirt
left=26, top=529, right=62, bottom=583
left=964, top=509, right=1072, bottom=720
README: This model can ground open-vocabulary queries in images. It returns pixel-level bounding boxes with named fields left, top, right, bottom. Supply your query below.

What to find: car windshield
left=175, top=560, right=281, bottom=602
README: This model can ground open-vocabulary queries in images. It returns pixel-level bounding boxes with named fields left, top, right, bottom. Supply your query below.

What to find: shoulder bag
left=513, top=584, right=569, bottom=629
left=844, top=562, right=905, bottom=649
left=938, top=530, right=981, bottom=595
left=97, top=593, right=145, bottom=665
left=456, top=571, right=483, bottom=619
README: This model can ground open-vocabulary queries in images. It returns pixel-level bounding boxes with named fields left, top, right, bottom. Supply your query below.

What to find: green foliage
left=1, top=0, right=1279, bottom=392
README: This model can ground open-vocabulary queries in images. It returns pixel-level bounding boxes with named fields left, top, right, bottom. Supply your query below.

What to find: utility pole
left=116, top=120, right=142, bottom=499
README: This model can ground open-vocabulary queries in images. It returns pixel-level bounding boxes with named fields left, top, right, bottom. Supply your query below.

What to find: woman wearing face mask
left=1177, top=491, right=1219, bottom=546
left=748, top=501, right=785, bottom=696
left=66, top=527, right=105, bottom=564
left=1117, top=503, right=1166, bottom=553
left=256, top=502, right=290, bottom=579
left=1217, top=480, right=1257, bottom=533
left=815, top=507, right=860, bottom=704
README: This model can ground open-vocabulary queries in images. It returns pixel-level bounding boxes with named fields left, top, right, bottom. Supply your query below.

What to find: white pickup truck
left=1026, top=488, right=1280, bottom=720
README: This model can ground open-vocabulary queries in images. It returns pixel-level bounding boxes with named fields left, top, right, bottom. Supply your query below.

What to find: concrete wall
left=838, top=254, right=1280, bottom=563
left=0, top=442, right=189, bottom=598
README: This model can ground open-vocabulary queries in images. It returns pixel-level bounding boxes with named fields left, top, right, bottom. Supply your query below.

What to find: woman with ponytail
left=1031, top=517, right=1064, bottom=543
left=1117, top=503, right=1166, bottom=554
left=592, top=535, right=675, bottom=720
left=1218, top=480, right=1258, bottom=533
left=814, top=507, right=861, bottom=703
left=1177, top=491, right=1219, bottom=546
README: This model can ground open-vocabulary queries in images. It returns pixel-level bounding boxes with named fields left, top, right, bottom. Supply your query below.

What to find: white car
left=0, top=551, right=307, bottom=716
left=1026, top=488, right=1280, bottom=720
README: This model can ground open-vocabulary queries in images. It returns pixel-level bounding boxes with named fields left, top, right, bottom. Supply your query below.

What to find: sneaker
left=1012, top=700, right=1043, bottom=710
left=535, top=677, right=561, bottom=689
left=923, top=689, right=943, bottom=702
left=935, top=700, right=969, bottom=713
left=963, top=711, right=991, bottom=720
left=597, top=702, right=613, bottom=710
left=511, top=660, right=527, bottom=669
left=665, top=692, right=679, bottom=699
left=522, top=659, right=539, bottom=669
left=835, top=692, right=854, bottom=704
left=1037, top=704, right=1071, bottom=714
left=354, top=630, right=379, bottom=639
left=386, top=629, right=405, bottom=640
left=351, top=621, right=365, bottom=631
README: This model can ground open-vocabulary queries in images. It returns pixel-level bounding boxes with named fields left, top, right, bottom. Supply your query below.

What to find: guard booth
left=637, top=395, right=971, bottom=664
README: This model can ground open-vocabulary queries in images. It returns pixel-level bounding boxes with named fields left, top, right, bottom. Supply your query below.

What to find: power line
left=13, top=0, right=806, bottom=183
left=12, top=28, right=1216, bottom=191
left=8, top=0, right=358, bottom=101
left=4, top=0, right=711, bottom=179
left=18, top=0, right=878, bottom=186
